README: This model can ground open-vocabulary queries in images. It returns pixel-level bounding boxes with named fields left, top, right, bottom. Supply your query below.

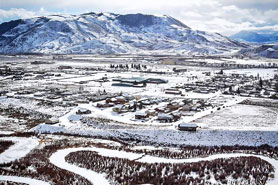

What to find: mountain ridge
left=0, top=12, right=246, bottom=55
left=230, top=30, right=278, bottom=44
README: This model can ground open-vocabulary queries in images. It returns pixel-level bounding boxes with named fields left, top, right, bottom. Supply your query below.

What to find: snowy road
left=0, top=137, right=39, bottom=164
left=51, top=145, right=278, bottom=185
left=50, top=147, right=110, bottom=185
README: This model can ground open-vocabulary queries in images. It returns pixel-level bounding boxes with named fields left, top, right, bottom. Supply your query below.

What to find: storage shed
left=178, top=123, right=198, bottom=131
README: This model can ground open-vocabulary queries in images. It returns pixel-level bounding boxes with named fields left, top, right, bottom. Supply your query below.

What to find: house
left=45, top=118, right=59, bottom=125
left=146, top=109, right=156, bottom=116
left=96, top=77, right=109, bottom=82
left=157, top=113, right=173, bottom=123
left=58, top=66, right=73, bottom=70
left=97, top=102, right=114, bottom=108
left=165, top=88, right=182, bottom=95
left=115, top=96, right=126, bottom=104
left=180, top=105, right=191, bottom=111
left=47, top=95, right=61, bottom=100
left=180, top=111, right=195, bottom=116
left=135, top=112, right=149, bottom=120
left=172, top=112, right=181, bottom=121
left=178, top=123, right=198, bottom=131
left=173, top=68, right=187, bottom=73
left=112, top=105, right=128, bottom=113
left=167, top=103, right=180, bottom=111
left=31, top=61, right=50, bottom=65
left=138, top=98, right=151, bottom=105
left=76, top=108, right=92, bottom=115
left=161, top=58, right=178, bottom=65
left=155, top=107, right=166, bottom=113
left=106, top=96, right=126, bottom=104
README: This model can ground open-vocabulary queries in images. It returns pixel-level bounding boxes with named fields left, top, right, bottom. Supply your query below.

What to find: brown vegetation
left=0, top=107, right=50, bottom=129
left=66, top=150, right=274, bottom=185
left=0, top=141, right=13, bottom=154
left=0, top=139, right=92, bottom=185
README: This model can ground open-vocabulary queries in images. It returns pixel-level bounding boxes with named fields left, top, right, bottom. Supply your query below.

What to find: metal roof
left=178, top=123, right=198, bottom=128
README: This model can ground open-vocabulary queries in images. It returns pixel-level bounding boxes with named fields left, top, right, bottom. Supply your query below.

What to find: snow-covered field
left=196, top=104, right=278, bottom=130
left=225, top=68, right=277, bottom=78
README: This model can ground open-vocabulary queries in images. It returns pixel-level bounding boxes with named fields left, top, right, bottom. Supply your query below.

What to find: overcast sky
left=0, top=0, right=277, bottom=36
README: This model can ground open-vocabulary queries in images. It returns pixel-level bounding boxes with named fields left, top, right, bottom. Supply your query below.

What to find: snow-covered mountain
left=230, top=30, right=278, bottom=44
left=239, top=44, right=278, bottom=58
left=0, top=12, right=246, bottom=55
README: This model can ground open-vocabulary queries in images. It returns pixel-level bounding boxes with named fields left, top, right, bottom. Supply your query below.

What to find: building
left=58, top=66, right=73, bottom=70
left=173, top=68, right=187, bottom=72
left=97, top=102, right=114, bottom=108
left=113, top=77, right=168, bottom=85
left=113, top=77, right=146, bottom=84
left=106, top=96, right=126, bottom=104
left=112, top=83, right=146, bottom=88
left=165, top=88, right=182, bottom=95
left=161, top=58, right=178, bottom=65
left=145, top=78, right=168, bottom=84
left=157, top=113, right=173, bottom=123
left=135, top=112, right=148, bottom=120
left=45, top=118, right=59, bottom=125
left=178, top=123, right=198, bottom=131
left=76, top=108, right=92, bottom=115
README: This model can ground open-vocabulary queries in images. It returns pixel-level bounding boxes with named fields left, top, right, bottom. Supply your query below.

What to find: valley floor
left=0, top=55, right=278, bottom=184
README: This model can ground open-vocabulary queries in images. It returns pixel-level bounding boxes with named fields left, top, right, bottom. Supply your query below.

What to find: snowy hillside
left=0, top=12, right=246, bottom=55
left=239, top=44, right=278, bottom=58
left=230, top=30, right=278, bottom=44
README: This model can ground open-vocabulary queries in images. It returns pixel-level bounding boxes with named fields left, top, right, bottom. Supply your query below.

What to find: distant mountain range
left=239, top=44, right=278, bottom=58
left=0, top=12, right=246, bottom=55
left=230, top=30, right=278, bottom=44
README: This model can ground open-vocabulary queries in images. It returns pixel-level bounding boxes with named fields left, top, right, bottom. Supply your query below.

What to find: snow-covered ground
left=0, top=55, right=278, bottom=184
left=0, top=137, right=39, bottom=164
left=195, top=104, right=278, bottom=130
left=33, top=120, right=278, bottom=146
left=0, top=97, right=69, bottom=118
left=0, top=131, right=14, bottom=135
left=225, top=68, right=277, bottom=78
left=0, top=175, right=50, bottom=185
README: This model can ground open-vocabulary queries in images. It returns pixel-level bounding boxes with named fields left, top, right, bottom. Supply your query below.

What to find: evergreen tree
left=259, top=77, right=263, bottom=88
left=275, top=82, right=278, bottom=93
